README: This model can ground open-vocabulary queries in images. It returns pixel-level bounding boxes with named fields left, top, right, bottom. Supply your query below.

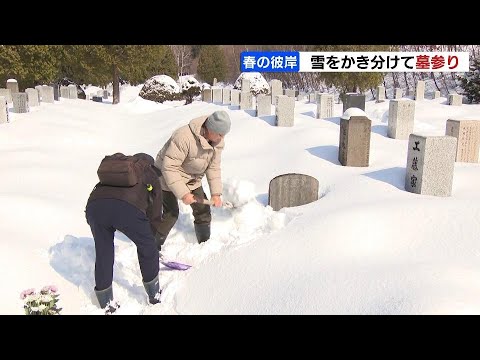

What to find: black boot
left=194, top=223, right=210, bottom=243
left=143, top=275, right=161, bottom=304
left=94, top=285, right=120, bottom=315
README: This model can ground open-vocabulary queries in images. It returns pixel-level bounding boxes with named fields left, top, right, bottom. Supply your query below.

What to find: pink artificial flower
left=20, top=288, right=35, bottom=300
left=41, top=285, right=58, bottom=294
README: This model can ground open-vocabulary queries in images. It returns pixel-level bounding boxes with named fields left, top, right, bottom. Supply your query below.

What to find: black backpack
left=97, top=153, right=151, bottom=187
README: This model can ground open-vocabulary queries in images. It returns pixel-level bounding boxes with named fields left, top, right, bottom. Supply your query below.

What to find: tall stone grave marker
left=342, top=93, right=365, bottom=113
left=0, top=96, right=8, bottom=123
left=405, top=134, right=457, bottom=196
left=60, top=86, right=69, bottom=98
left=256, top=94, right=271, bottom=116
left=275, top=95, right=295, bottom=127
left=12, top=93, right=29, bottom=113
left=388, top=99, right=415, bottom=140
left=448, top=94, right=462, bottom=106
left=339, top=109, right=371, bottom=166
left=415, top=80, right=425, bottom=100
left=230, top=89, right=240, bottom=107
left=212, top=87, right=222, bottom=104
left=202, top=88, right=212, bottom=103
left=241, top=78, right=250, bottom=93
left=394, top=88, right=402, bottom=99
left=42, top=86, right=55, bottom=103
left=270, top=80, right=283, bottom=104
left=376, top=86, right=385, bottom=102
left=68, top=85, right=78, bottom=99
left=445, top=119, right=480, bottom=163
left=316, top=93, right=334, bottom=119
left=25, top=88, right=40, bottom=107
left=222, top=89, right=231, bottom=105
left=6, top=79, right=19, bottom=94
left=53, top=84, right=59, bottom=101
left=284, top=89, right=296, bottom=98
left=35, top=85, right=42, bottom=102
left=0, top=89, right=12, bottom=103
left=240, top=91, right=253, bottom=110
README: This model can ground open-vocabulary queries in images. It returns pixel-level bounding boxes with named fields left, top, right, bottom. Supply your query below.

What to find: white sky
left=2, top=81, right=480, bottom=315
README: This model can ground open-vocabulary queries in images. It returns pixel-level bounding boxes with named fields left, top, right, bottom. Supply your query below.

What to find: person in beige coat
left=154, top=110, right=231, bottom=250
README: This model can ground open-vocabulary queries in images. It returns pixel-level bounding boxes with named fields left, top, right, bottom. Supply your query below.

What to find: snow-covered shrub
left=139, top=75, right=180, bottom=103
left=233, top=72, right=270, bottom=96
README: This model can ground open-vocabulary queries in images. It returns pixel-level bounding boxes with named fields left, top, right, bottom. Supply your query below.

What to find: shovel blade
left=161, top=260, right=191, bottom=271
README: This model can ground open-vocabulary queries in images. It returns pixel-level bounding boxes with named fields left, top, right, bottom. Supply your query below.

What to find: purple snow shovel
left=160, top=255, right=191, bottom=271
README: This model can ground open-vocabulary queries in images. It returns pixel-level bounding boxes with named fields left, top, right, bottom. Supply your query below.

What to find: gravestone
left=60, top=86, right=69, bottom=98
left=445, top=119, right=480, bottom=163
left=241, top=79, right=250, bottom=92
left=212, top=87, right=223, bottom=104
left=275, top=95, right=295, bottom=127
left=342, top=93, right=365, bottom=113
left=297, top=92, right=307, bottom=101
left=230, top=89, right=240, bottom=106
left=213, top=78, right=217, bottom=86
left=92, top=96, right=103, bottom=102
left=270, top=80, right=283, bottom=104
left=68, top=85, right=78, bottom=99
left=240, top=91, right=253, bottom=110
left=25, top=88, right=40, bottom=107
left=272, top=95, right=282, bottom=107
left=6, top=79, right=19, bottom=94
left=415, top=80, right=425, bottom=100
left=256, top=94, right=271, bottom=116
left=394, top=88, right=403, bottom=99
left=12, top=93, right=29, bottom=113
left=103, top=90, right=108, bottom=99
left=268, top=173, right=319, bottom=211
left=316, top=93, right=334, bottom=119
left=202, top=89, right=212, bottom=102
left=52, top=84, right=59, bottom=101
left=388, top=99, right=415, bottom=140
left=376, top=86, right=385, bottom=102
left=284, top=89, right=296, bottom=98
left=0, top=96, right=8, bottom=124
left=222, top=89, right=231, bottom=105
left=339, top=109, right=371, bottom=167
left=35, top=85, right=43, bottom=102
left=42, top=86, right=55, bottom=103
left=0, top=88, right=12, bottom=103
left=309, top=92, right=316, bottom=103
left=448, top=94, right=462, bottom=106
left=405, top=134, right=456, bottom=196
left=434, top=91, right=440, bottom=99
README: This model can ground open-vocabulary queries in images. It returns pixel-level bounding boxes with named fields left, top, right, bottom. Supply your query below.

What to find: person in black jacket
left=85, top=153, right=163, bottom=314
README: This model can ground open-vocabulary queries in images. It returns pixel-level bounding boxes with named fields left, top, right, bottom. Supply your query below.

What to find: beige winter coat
left=155, top=116, right=224, bottom=200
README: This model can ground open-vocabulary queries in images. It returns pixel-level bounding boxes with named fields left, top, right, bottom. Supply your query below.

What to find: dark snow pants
left=85, top=199, right=159, bottom=291
left=156, top=186, right=212, bottom=238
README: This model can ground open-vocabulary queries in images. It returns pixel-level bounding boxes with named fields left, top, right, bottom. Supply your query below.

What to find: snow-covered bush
left=233, top=72, right=270, bottom=96
left=139, top=75, right=180, bottom=103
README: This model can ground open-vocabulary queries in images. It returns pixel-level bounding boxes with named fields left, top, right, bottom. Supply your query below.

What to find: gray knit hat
left=205, top=110, right=231, bottom=135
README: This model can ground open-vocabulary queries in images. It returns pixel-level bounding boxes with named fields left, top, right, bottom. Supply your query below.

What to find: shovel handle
left=194, top=197, right=214, bottom=205
left=194, top=197, right=233, bottom=208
